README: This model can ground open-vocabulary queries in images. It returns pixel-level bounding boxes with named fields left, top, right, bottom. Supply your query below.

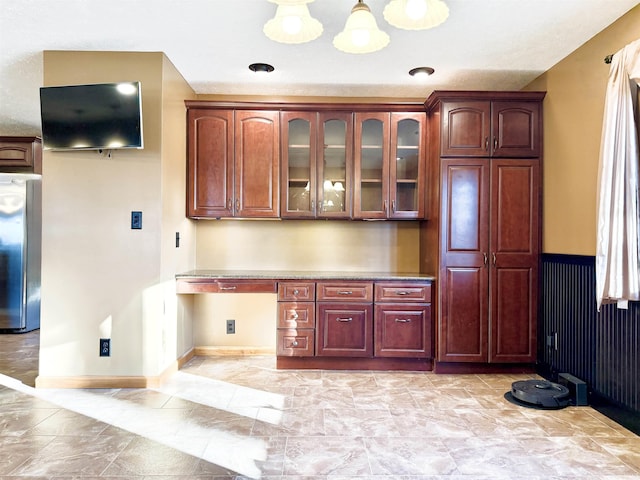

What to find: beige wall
left=525, top=5, right=640, bottom=255
left=39, top=51, right=196, bottom=382
left=195, top=220, right=420, bottom=272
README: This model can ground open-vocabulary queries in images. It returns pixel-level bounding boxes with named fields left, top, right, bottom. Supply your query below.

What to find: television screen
left=39, top=82, right=143, bottom=151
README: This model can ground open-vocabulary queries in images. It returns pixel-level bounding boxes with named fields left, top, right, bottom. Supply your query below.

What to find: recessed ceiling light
left=248, top=63, right=275, bottom=73
left=409, top=66, right=435, bottom=77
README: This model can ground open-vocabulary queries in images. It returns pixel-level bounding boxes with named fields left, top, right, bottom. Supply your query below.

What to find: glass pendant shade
left=333, top=0, right=390, bottom=54
left=264, top=0, right=323, bottom=44
left=383, top=0, right=449, bottom=30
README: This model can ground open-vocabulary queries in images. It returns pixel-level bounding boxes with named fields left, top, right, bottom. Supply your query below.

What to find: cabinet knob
left=293, top=289, right=299, bottom=295
left=291, top=340, right=299, bottom=347
left=289, top=311, right=299, bottom=320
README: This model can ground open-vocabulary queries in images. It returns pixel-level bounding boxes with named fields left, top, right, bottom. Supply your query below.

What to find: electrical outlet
left=226, top=319, right=235, bottom=334
left=131, top=211, right=142, bottom=229
left=100, top=338, right=111, bottom=357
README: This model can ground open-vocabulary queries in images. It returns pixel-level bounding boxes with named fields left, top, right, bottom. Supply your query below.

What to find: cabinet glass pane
left=360, top=118, right=384, bottom=212
left=322, top=119, right=347, bottom=213
left=287, top=118, right=311, bottom=212
left=394, top=118, right=420, bottom=211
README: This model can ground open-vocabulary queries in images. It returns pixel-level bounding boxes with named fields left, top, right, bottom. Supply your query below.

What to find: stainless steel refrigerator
left=0, top=173, right=41, bottom=333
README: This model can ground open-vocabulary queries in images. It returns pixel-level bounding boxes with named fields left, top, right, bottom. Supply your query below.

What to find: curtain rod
left=605, top=54, right=614, bottom=64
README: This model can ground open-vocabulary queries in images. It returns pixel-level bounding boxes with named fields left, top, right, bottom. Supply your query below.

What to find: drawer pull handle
left=396, top=291, right=411, bottom=296
left=337, top=290, right=353, bottom=295
left=220, top=286, right=237, bottom=290
left=395, top=318, right=411, bottom=323
left=289, top=312, right=299, bottom=320
left=337, top=317, right=353, bottom=322
left=293, top=289, right=299, bottom=295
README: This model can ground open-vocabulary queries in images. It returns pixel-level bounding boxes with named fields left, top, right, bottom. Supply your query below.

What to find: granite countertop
left=176, top=270, right=436, bottom=281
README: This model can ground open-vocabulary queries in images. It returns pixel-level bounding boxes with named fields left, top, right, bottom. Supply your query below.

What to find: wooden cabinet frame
left=423, top=90, right=545, bottom=372
left=187, top=101, right=426, bottom=220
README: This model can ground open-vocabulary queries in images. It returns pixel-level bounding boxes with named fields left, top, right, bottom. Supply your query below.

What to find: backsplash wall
left=194, top=219, right=421, bottom=273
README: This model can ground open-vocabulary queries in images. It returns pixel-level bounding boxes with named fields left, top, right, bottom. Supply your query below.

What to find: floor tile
left=1, top=332, right=639, bottom=479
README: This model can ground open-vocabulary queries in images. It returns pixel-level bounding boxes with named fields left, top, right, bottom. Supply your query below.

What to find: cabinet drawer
left=176, top=278, right=277, bottom=294
left=317, top=281, right=373, bottom=302
left=278, top=282, right=315, bottom=301
left=277, top=329, right=314, bottom=356
left=375, top=282, right=432, bottom=302
left=277, top=302, right=315, bottom=328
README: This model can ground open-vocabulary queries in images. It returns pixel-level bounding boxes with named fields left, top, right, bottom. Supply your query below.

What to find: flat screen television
left=39, top=81, right=143, bottom=151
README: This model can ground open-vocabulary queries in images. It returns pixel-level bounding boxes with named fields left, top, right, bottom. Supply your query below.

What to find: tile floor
left=1, top=330, right=639, bottom=479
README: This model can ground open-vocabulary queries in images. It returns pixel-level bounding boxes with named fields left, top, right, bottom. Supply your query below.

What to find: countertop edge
left=175, top=270, right=436, bottom=282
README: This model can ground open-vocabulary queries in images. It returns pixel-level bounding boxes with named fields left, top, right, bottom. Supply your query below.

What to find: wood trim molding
left=194, top=346, right=276, bottom=356
left=35, top=348, right=196, bottom=389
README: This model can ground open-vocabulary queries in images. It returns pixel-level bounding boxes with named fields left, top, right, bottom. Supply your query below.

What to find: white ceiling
left=1, top=0, right=638, bottom=136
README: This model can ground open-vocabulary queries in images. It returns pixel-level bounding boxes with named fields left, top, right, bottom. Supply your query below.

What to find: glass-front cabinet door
left=389, top=112, right=425, bottom=219
left=354, top=112, right=390, bottom=219
left=281, top=112, right=317, bottom=218
left=317, top=112, right=353, bottom=218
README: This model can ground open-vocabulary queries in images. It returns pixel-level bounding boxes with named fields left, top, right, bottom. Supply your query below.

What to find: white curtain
left=596, top=38, right=640, bottom=311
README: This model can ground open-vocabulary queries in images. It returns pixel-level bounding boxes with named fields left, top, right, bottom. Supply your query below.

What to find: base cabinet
left=374, top=303, right=431, bottom=357
left=316, top=302, right=373, bottom=356
left=277, top=279, right=433, bottom=367
left=276, top=282, right=315, bottom=357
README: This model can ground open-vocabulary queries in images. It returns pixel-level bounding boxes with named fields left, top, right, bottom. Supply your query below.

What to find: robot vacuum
left=504, top=379, right=571, bottom=409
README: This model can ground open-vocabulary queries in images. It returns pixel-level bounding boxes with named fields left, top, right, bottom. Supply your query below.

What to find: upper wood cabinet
left=429, top=92, right=542, bottom=158
left=234, top=111, right=280, bottom=218
left=280, top=111, right=353, bottom=219
left=187, top=109, right=234, bottom=218
left=280, top=111, right=318, bottom=218
left=188, top=101, right=425, bottom=220
left=353, top=112, right=426, bottom=219
left=0, top=137, right=42, bottom=174
left=187, top=107, right=279, bottom=218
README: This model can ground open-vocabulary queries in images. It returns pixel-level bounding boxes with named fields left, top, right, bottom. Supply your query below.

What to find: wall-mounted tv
left=39, top=81, right=143, bottom=151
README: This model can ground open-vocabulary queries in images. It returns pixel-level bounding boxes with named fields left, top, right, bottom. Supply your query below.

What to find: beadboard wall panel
left=541, top=254, right=639, bottom=413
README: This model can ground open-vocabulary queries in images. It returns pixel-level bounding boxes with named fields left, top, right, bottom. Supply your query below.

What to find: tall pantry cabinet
left=422, top=91, right=545, bottom=371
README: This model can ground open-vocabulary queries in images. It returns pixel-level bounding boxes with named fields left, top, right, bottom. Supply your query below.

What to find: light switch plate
left=131, top=211, right=142, bottom=229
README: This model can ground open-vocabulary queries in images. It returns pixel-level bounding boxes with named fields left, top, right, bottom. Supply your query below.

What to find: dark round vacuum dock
left=504, top=379, right=571, bottom=409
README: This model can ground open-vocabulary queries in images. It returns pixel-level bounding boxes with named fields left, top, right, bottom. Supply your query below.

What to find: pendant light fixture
left=264, top=0, right=323, bottom=44
left=333, top=0, right=390, bottom=54
left=383, top=0, right=449, bottom=30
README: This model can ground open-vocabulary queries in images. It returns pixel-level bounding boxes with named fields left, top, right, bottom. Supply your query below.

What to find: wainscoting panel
left=541, top=254, right=639, bottom=414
